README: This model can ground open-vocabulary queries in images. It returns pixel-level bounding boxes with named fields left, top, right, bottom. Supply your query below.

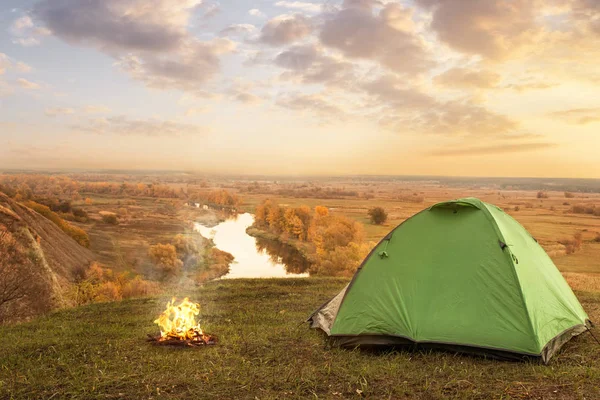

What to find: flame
left=154, top=297, right=203, bottom=340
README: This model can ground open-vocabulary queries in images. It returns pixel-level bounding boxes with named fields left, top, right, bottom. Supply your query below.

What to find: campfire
left=147, top=297, right=217, bottom=347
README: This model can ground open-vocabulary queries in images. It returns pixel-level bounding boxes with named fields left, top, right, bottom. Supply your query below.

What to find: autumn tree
left=368, top=207, right=388, bottom=225
left=149, top=243, right=183, bottom=277
left=315, top=206, right=329, bottom=217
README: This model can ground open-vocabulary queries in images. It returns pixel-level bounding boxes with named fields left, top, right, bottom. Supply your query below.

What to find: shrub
left=73, top=208, right=88, bottom=219
left=558, top=232, right=583, bottom=255
left=101, top=213, right=119, bottom=225
left=368, top=207, right=388, bottom=225
left=594, top=233, right=600, bottom=243
left=70, top=262, right=160, bottom=305
left=537, top=191, right=549, bottom=199
left=565, top=192, right=575, bottom=198
left=149, top=243, right=183, bottom=277
left=121, top=276, right=160, bottom=298
left=514, top=206, right=520, bottom=212
left=570, top=204, right=600, bottom=216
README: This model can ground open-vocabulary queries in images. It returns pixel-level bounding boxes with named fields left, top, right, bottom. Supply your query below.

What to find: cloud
left=45, top=107, right=75, bottom=116
left=319, top=1, right=433, bottom=75
left=277, top=92, right=347, bottom=122
left=83, top=105, right=111, bottom=114
left=15, top=62, right=33, bottom=73
left=274, top=44, right=354, bottom=84
left=434, top=67, right=501, bottom=89
left=259, top=14, right=313, bottom=46
left=12, top=38, right=41, bottom=46
left=393, top=100, right=519, bottom=137
left=362, top=75, right=522, bottom=138
left=430, top=142, right=557, bottom=156
left=550, top=107, right=600, bottom=125
left=233, top=92, right=262, bottom=105
left=185, top=107, right=208, bottom=116
left=249, top=9, right=266, bottom=18
left=73, top=115, right=208, bottom=137
left=10, top=15, right=51, bottom=47
left=415, top=0, right=541, bottom=60
left=11, top=15, right=34, bottom=31
left=219, top=24, right=256, bottom=37
left=201, top=2, right=221, bottom=19
left=275, top=1, right=322, bottom=13
left=33, top=0, right=199, bottom=53
left=17, top=78, right=41, bottom=89
left=115, top=38, right=235, bottom=92
left=502, top=79, right=558, bottom=92
left=363, top=75, right=435, bottom=108
left=0, top=54, right=9, bottom=75
left=34, top=0, right=233, bottom=93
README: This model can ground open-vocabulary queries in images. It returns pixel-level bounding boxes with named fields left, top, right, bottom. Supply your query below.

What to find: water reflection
left=255, top=237, right=312, bottom=275
left=194, top=213, right=310, bottom=279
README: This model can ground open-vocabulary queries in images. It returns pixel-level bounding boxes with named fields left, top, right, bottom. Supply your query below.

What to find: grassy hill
left=0, top=193, right=94, bottom=321
left=1, top=278, right=600, bottom=399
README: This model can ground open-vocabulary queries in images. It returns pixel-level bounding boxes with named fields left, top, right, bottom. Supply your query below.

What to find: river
left=194, top=213, right=310, bottom=279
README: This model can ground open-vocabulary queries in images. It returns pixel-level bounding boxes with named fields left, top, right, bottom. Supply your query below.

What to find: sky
left=0, top=0, right=599, bottom=178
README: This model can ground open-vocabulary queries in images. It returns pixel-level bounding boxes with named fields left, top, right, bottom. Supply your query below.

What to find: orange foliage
left=253, top=199, right=370, bottom=276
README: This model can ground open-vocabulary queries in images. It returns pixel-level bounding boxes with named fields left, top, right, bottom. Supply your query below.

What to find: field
left=69, top=194, right=220, bottom=276
left=2, top=278, right=600, bottom=400
left=239, top=183, right=600, bottom=282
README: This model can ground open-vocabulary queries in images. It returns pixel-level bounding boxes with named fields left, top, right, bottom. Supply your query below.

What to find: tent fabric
left=308, top=198, right=590, bottom=363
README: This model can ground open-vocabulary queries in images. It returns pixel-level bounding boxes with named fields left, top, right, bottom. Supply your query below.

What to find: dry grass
left=563, top=272, right=600, bottom=292
left=1, top=279, right=600, bottom=400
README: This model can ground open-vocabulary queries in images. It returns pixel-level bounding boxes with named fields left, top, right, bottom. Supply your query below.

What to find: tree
left=149, top=243, right=183, bottom=277
left=368, top=207, right=388, bottom=225
left=315, top=206, right=329, bottom=217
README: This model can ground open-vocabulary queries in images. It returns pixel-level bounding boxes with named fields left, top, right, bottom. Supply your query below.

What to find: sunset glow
left=1, top=0, right=599, bottom=177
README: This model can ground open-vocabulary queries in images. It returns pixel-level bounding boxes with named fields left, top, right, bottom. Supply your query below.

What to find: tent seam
left=481, top=203, right=541, bottom=353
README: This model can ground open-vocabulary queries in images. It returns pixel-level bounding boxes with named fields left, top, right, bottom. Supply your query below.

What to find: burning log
left=149, top=297, right=217, bottom=347
left=146, top=332, right=217, bottom=347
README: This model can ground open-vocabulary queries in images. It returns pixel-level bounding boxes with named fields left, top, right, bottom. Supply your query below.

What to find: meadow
left=1, top=279, right=599, bottom=400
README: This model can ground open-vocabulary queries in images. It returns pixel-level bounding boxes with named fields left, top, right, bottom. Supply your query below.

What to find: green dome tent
left=309, top=198, right=590, bottom=363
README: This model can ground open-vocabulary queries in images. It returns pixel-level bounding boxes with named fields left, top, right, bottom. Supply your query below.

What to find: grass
left=2, top=278, right=600, bottom=399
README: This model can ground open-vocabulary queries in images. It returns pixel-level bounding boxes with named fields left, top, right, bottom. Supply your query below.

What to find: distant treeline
left=0, top=174, right=182, bottom=200
left=241, top=182, right=359, bottom=199
left=189, top=189, right=241, bottom=208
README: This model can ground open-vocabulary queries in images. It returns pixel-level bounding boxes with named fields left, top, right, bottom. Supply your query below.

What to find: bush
left=570, top=204, right=600, bottom=216
left=368, top=207, right=388, bottom=225
left=70, top=262, right=160, bottom=305
left=513, top=206, right=520, bottom=212
left=101, top=213, right=119, bottom=225
left=149, top=243, right=183, bottom=277
left=537, top=191, right=549, bottom=199
left=565, top=192, right=575, bottom=198
left=73, top=208, right=88, bottom=219
left=558, top=232, right=583, bottom=255
left=594, top=233, right=600, bottom=243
